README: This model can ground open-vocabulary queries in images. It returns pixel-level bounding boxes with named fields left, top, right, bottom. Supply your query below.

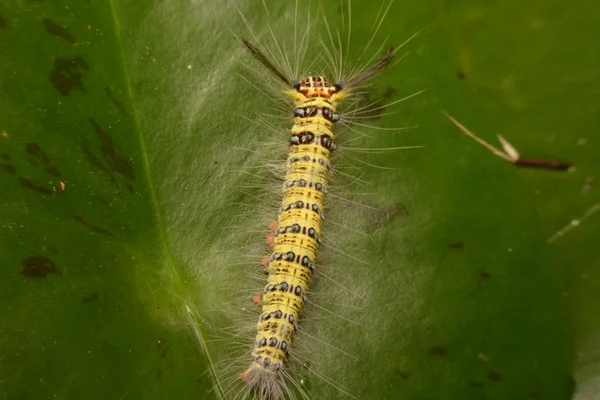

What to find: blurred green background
left=1, top=0, right=598, bottom=399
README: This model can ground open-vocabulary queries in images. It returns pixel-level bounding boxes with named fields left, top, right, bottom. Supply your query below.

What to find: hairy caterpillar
left=213, top=2, right=419, bottom=399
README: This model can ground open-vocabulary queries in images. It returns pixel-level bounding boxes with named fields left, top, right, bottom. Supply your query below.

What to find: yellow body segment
left=245, top=76, right=342, bottom=378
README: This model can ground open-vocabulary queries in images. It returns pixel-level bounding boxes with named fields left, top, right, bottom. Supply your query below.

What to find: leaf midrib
left=108, top=1, right=224, bottom=398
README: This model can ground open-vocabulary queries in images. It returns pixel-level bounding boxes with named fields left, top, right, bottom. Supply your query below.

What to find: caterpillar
left=229, top=2, right=414, bottom=399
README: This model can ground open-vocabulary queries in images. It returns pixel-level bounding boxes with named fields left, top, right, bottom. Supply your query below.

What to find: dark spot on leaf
left=42, top=18, right=76, bottom=44
left=75, top=215, right=114, bottom=238
left=430, top=347, right=447, bottom=356
left=0, top=153, right=10, bottom=160
left=353, top=89, right=387, bottom=121
left=383, top=86, right=397, bottom=99
left=81, top=138, right=112, bottom=173
left=395, top=369, right=410, bottom=379
left=26, top=143, right=60, bottom=176
left=82, top=293, right=100, bottom=303
left=0, top=14, right=6, bottom=30
left=50, top=56, right=89, bottom=96
left=104, top=87, right=128, bottom=117
left=480, top=271, right=491, bottom=279
left=364, top=202, right=409, bottom=231
left=19, top=177, right=53, bottom=195
left=471, top=381, right=485, bottom=388
left=457, top=71, right=466, bottom=80
left=134, top=79, right=145, bottom=95
left=97, top=197, right=111, bottom=206
left=156, top=369, right=162, bottom=380
left=22, top=256, right=59, bottom=278
left=88, top=118, right=135, bottom=180
left=1, top=163, right=15, bottom=173
left=487, top=370, right=502, bottom=381
left=450, top=241, right=464, bottom=249
left=157, top=337, right=168, bottom=357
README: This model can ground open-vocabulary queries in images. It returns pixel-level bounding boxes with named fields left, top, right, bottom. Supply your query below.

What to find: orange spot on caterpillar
left=251, top=294, right=263, bottom=306
left=266, top=221, right=277, bottom=246
left=260, top=256, right=270, bottom=269
left=240, top=369, right=250, bottom=382
left=266, top=234, right=275, bottom=246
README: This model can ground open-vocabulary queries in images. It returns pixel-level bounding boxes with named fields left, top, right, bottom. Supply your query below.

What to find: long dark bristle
left=241, top=38, right=291, bottom=86
left=345, top=50, right=396, bottom=88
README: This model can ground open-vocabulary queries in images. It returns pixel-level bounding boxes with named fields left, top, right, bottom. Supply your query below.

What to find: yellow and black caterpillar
left=238, top=35, right=397, bottom=399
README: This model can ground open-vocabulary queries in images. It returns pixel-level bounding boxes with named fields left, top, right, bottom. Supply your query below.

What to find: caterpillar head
left=285, top=76, right=348, bottom=106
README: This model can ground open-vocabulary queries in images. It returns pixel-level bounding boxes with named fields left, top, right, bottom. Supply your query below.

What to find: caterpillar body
left=240, top=74, right=344, bottom=397
left=234, top=7, right=404, bottom=398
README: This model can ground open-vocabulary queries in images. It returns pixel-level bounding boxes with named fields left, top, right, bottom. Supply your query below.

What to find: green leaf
left=1, top=1, right=597, bottom=399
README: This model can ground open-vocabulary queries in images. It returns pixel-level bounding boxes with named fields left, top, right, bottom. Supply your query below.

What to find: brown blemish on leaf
left=81, top=138, right=112, bottom=175
left=42, top=18, right=76, bottom=44
left=50, top=56, right=89, bottom=96
left=1, top=163, right=16, bottom=174
left=457, top=71, right=466, bottom=80
left=104, top=87, right=128, bottom=117
left=471, top=381, right=485, bottom=388
left=18, top=177, right=53, bottom=195
left=22, top=256, right=59, bottom=278
left=383, top=86, right=398, bottom=99
left=26, top=143, right=60, bottom=177
left=353, top=89, right=387, bottom=121
left=0, top=153, right=10, bottom=160
left=0, top=14, right=6, bottom=30
left=82, top=293, right=100, bottom=303
left=364, top=202, right=409, bottom=231
left=450, top=241, right=464, bottom=249
left=88, top=118, right=135, bottom=180
left=395, top=369, right=410, bottom=379
left=430, top=347, right=447, bottom=356
left=480, top=271, right=491, bottom=279
left=487, top=370, right=502, bottom=381
left=75, top=215, right=114, bottom=238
